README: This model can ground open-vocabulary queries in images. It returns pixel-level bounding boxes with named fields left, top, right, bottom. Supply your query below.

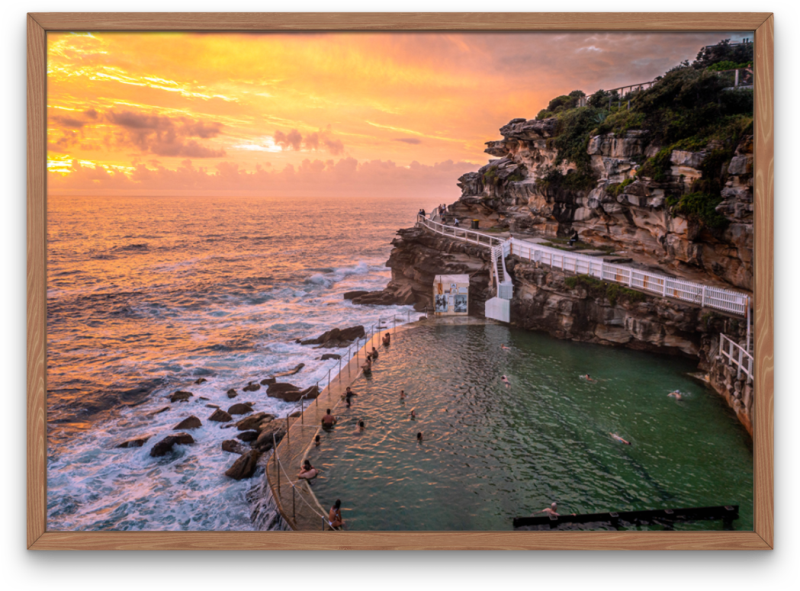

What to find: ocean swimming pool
left=307, top=323, right=753, bottom=531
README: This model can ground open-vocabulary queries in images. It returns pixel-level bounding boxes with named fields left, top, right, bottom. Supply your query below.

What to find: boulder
left=300, top=326, right=365, bottom=348
left=173, top=416, right=202, bottom=430
left=236, top=412, right=274, bottom=431
left=272, top=363, right=305, bottom=377
left=149, top=433, right=194, bottom=457
left=205, top=404, right=220, bottom=409
left=194, top=377, right=207, bottom=384
left=260, top=378, right=276, bottom=386
left=116, top=436, right=151, bottom=449
left=343, top=290, right=369, bottom=300
left=222, top=439, right=247, bottom=454
left=236, top=430, right=259, bottom=442
left=268, top=384, right=320, bottom=403
left=169, top=391, right=193, bottom=403
left=320, top=353, right=341, bottom=360
left=208, top=409, right=233, bottom=422
left=228, top=403, right=253, bottom=415
left=243, top=382, right=260, bottom=392
left=226, top=388, right=238, bottom=398
left=253, top=423, right=286, bottom=452
left=199, top=396, right=209, bottom=401
left=149, top=407, right=170, bottom=417
left=267, top=382, right=300, bottom=396
left=225, top=450, right=262, bottom=480
left=289, top=410, right=302, bottom=418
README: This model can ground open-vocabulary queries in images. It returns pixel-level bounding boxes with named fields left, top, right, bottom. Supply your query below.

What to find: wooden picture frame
left=27, top=12, right=774, bottom=550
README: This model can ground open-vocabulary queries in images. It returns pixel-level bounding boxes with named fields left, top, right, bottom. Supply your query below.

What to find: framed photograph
left=27, top=12, right=773, bottom=550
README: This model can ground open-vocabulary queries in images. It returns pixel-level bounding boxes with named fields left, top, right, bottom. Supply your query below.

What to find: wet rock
left=272, top=363, right=305, bottom=377
left=208, top=409, right=233, bottom=422
left=267, top=382, right=300, bottom=396
left=169, top=391, right=193, bottom=403
left=225, top=450, right=262, bottom=480
left=236, top=430, right=259, bottom=442
left=149, top=407, right=170, bottom=417
left=150, top=433, right=194, bottom=457
left=289, top=410, right=302, bottom=418
left=199, top=396, right=209, bottom=401
left=228, top=403, right=253, bottom=415
left=343, top=290, right=369, bottom=300
left=268, top=384, right=319, bottom=403
left=243, top=382, right=260, bottom=392
left=194, top=377, right=207, bottom=384
left=260, top=378, right=276, bottom=386
left=205, top=404, right=220, bottom=409
left=116, top=436, right=151, bottom=449
left=254, top=423, right=287, bottom=452
left=226, top=388, right=238, bottom=398
left=320, top=353, right=341, bottom=360
left=222, top=439, right=247, bottom=454
left=173, top=416, right=202, bottom=430
left=236, top=412, right=274, bottom=431
left=300, top=326, right=365, bottom=348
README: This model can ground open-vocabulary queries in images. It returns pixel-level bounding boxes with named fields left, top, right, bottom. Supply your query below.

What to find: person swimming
left=539, top=502, right=560, bottom=516
left=668, top=390, right=683, bottom=400
left=417, top=432, right=423, bottom=443
left=610, top=433, right=631, bottom=445
left=410, top=408, right=416, bottom=420
left=314, top=434, right=321, bottom=447
left=501, top=344, right=510, bottom=351
left=501, top=375, right=510, bottom=388
left=399, top=389, right=406, bottom=401
left=298, top=459, right=318, bottom=480
left=321, top=409, right=337, bottom=429
left=581, top=374, right=596, bottom=382
left=356, top=420, right=365, bottom=434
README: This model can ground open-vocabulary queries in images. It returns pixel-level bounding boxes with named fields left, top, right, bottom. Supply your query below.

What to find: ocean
left=46, top=193, right=435, bottom=531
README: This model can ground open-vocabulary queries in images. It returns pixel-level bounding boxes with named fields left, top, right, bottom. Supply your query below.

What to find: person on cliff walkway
left=329, top=500, right=344, bottom=529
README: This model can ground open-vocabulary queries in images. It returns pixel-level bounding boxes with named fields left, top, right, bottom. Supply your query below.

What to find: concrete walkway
left=264, top=315, right=495, bottom=531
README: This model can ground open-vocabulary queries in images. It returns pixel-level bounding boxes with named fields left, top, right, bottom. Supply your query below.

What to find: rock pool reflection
left=308, top=324, right=753, bottom=531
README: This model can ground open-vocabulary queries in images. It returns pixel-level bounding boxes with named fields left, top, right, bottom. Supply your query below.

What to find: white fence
left=506, top=238, right=750, bottom=317
left=719, top=333, right=754, bottom=383
left=416, top=215, right=750, bottom=317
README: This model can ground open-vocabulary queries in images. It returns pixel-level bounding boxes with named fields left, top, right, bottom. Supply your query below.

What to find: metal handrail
left=719, top=333, right=754, bottom=383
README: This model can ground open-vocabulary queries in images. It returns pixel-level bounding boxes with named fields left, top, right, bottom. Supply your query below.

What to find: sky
left=46, top=31, right=749, bottom=198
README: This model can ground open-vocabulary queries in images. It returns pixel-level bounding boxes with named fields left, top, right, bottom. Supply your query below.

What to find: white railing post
left=737, top=348, right=743, bottom=380
left=701, top=286, right=707, bottom=308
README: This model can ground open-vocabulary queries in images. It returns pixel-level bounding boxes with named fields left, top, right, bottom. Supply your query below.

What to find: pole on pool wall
left=316, top=382, right=319, bottom=406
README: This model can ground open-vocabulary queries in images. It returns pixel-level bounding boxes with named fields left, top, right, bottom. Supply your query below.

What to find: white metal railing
left=506, top=237, right=749, bottom=316
left=416, top=215, right=750, bottom=317
left=719, top=333, right=754, bottom=383
left=417, top=215, right=505, bottom=247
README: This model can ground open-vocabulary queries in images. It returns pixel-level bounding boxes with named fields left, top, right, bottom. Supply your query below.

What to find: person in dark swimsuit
left=329, top=499, right=344, bottom=529
left=342, top=387, right=357, bottom=408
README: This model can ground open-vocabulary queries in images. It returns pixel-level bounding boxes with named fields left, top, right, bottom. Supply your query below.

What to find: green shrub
left=607, top=178, right=633, bottom=197
left=564, top=274, right=647, bottom=306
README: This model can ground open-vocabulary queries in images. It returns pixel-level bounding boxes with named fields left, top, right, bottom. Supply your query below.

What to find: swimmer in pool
left=321, top=409, right=337, bottom=428
left=417, top=432, right=423, bottom=443
left=539, top=502, right=560, bottom=516
left=668, top=390, right=683, bottom=400
left=581, top=374, right=596, bottom=382
left=400, top=389, right=406, bottom=401
left=610, top=433, right=631, bottom=445
left=314, top=434, right=321, bottom=447
left=298, top=460, right=318, bottom=480
left=342, top=386, right=358, bottom=408
left=501, top=344, right=510, bottom=351
left=329, top=499, right=344, bottom=529
left=362, top=357, right=373, bottom=372
left=371, top=346, right=379, bottom=360
left=410, top=408, right=416, bottom=420
left=501, top=375, right=510, bottom=388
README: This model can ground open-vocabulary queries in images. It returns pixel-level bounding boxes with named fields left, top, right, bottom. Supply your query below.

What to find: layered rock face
left=456, top=118, right=754, bottom=292
left=377, top=226, right=492, bottom=314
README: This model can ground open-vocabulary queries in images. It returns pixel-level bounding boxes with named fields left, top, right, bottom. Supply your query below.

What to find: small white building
left=433, top=274, right=470, bottom=316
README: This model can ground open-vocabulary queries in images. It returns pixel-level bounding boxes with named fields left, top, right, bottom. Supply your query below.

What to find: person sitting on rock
left=298, top=459, right=318, bottom=480
left=567, top=230, right=579, bottom=247
left=453, top=217, right=460, bottom=227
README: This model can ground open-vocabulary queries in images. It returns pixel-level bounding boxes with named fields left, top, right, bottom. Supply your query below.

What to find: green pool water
left=308, top=324, right=753, bottom=531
